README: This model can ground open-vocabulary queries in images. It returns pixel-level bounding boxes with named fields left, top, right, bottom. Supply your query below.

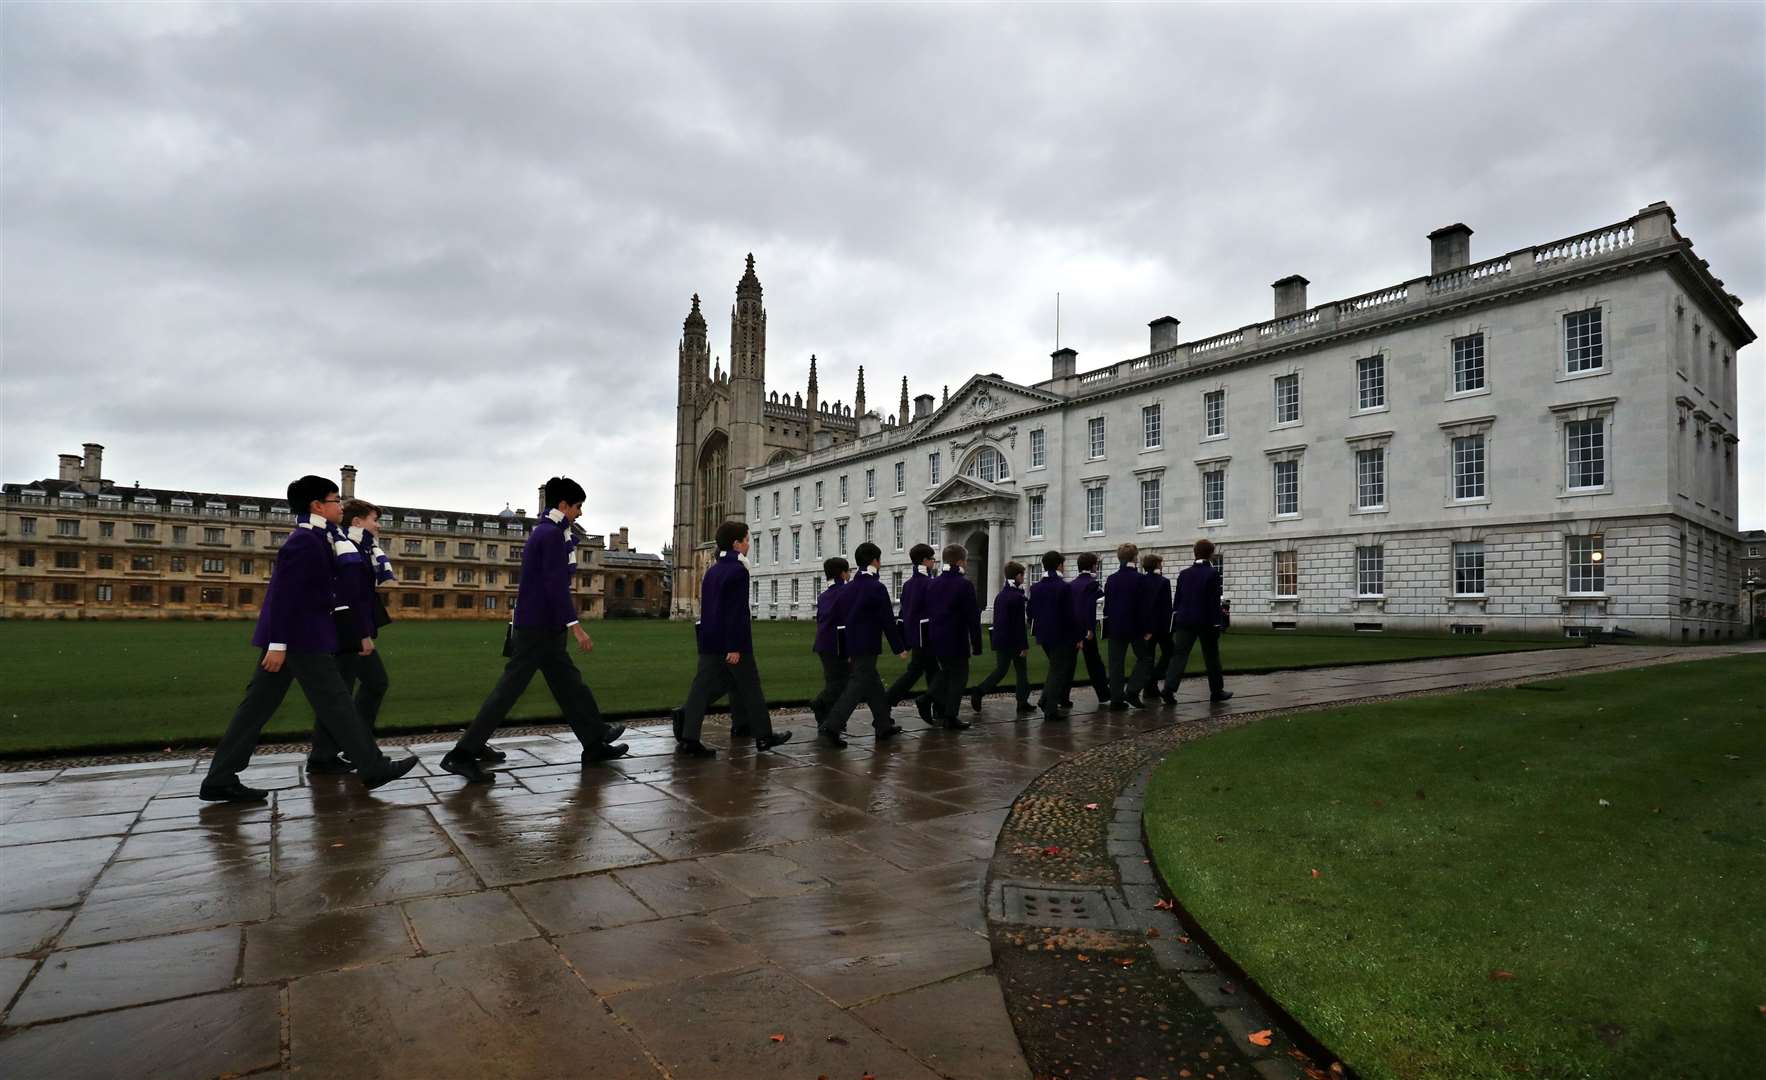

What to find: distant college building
left=671, top=202, right=1750, bottom=639
left=0, top=448, right=668, bottom=621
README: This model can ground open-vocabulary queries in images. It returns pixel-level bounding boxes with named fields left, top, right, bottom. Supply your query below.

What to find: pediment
left=925, top=473, right=1017, bottom=507
left=915, top=375, right=1062, bottom=438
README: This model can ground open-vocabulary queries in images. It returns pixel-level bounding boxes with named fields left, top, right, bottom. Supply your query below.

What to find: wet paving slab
left=0, top=643, right=1741, bottom=1078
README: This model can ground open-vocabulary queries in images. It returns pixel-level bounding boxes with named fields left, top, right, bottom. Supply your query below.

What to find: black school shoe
left=1210, top=691, right=1234, bottom=703
left=817, top=730, right=848, bottom=748
left=476, top=745, right=508, bottom=764
left=875, top=725, right=905, bottom=740
left=1015, top=701, right=1037, bottom=715
left=676, top=740, right=718, bottom=759
left=198, top=780, right=269, bottom=803
left=671, top=706, right=686, bottom=741
left=439, top=750, right=494, bottom=784
left=969, top=691, right=984, bottom=712
left=915, top=697, right=934, bottom=723
left=583, top=742, right=630, bottom=764
left=755, top=731, right=794, bottom=752
left=362, top=754, right=420, bottom=790
left=305, top=757, right=355, bottom=775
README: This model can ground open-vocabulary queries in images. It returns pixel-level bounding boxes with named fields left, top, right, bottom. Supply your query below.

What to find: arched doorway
left=964, top=528, right=989, bottom=606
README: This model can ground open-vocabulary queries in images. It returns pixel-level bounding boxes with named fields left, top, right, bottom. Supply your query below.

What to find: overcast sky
left=4, top=2, right=1762, bottom=547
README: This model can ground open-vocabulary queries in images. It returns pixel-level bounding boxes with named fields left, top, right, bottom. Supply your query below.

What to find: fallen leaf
left=1076, top=953, right=1089, bottom=961
left=1084, top=802, right=1101, bottom=810
left=1309, top=868, right=1321, bottom=879
left=330, top=842, right=346, bottom=848
left=1248, top=1029, right=1273, bottom=1046
left=1043, top=845, right=1063, bottom=856
left=1117, top=957, right=1136, bottom=967
left=1153, top=898, right=1174, bottom=910
left=1177, top=935, right=1191, bottom=944
left=1145, top=928, right=1161, bottom=938
left=768, top=1033, right=786, bottom=1043
left=1489, top=970, right=1515, bottom=981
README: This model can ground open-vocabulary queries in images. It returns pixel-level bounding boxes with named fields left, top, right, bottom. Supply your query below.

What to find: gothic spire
left=683, top=293, right=705, bottom=333
left=808, top=353, right=818, bottom=394
left=898, top=376, right=910, bottom=426
left=854, top=365, right=867, bottom=415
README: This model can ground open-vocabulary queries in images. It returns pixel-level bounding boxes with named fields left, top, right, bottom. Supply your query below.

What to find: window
left=769, top=579, right=778, bottom=605
left=173, top=526, right=188, bottom=543
left=431, top=593, right=446, bottom=609
left=432, top=567, right=446, bottom=582
left=1566, top=419, right=1605, bottom=490
left=14, top=582, right=33, bottom=601
left=1087, top=417, right=1106, bottom=459
left=1142, top=403, right=1163, bottom=449
left=402, top=566, right=421, bottom=582
left=814, top=481, right=824, bottom=509
left=865, top=469, right=876, bottom=500
left=433, top=540, right=445, bottom=555
left=1273, top=551, right=1298, bottom=597
left=240, top=530, right=254, bottom=547
left=238, top=588, right=254, bottom=606
left=57, top=519, right=80, bottom=537
left=1139, top=477, right=1162, bottom=528
left=837, top=521, right=848, bottom=552
left=1273, top=460, right=1299, bottom=516
left=1749, top=545, right=1761, bottom=559
left=928, top=452, right=941, bottom=485
left=890, top=569, right=903, bottom=597
left=614, top=579, right=626, bottom=598
left=792, top=486, right=801, bottom=513
left=1356, top=356, right=1385, bottom=410
left=54, top=551, right=79, bottom=569
left=99, top=521, right=114, bottom=538
left=19, top=517, right=35, bottom=536
left=893, top=462, right=905, bottom=495
left=634, top=579, right=645, bottom=598
left=170, top=556, right=186, bottom=572
left=752, top=581, right=761, bottom=606
left=404, top=539, right=422, bottom=555
left=1085, top=486, right=1105, bottom=534
left=1027, top=492, right=1045, bottom=539
left=1356, top=448, right=1386, bottom=510
left=1453, top=542, right=1485, bottom=596
left=1274, top=373, right=1300, bottom=424
left=892, top=511, right=904, bottom=551
left=791, top=528, right=801, bottom=562
left=52, top=583, right=78, bottom=602
left=485, top=569, right=499, bottom=585
left=456, top=568, right=475, bottom=584
left=200, top=587, right=225, bottom=605
left=1565, top=308, right=1603, bottom=373
left=97, top=553, right=114, bottom=570
left=813, top=526, right=824, bottom=558
left=772, top=490, right=780, bottom=518
left=240, top=559, right=255, bottom=576
left=790, top=578, right=800, bottom=605
left=130, top=554, right=154, bottom=570
left=1204, top=390, right=1226, bottom=438
left=169, top=586, right=186, bottom=603
left=201, top=527, right=224, bottom=544
left=838, top=475, right=849, bottom=505
left=16, top=550, right=35, bottom=568
left=754, top=495, right=763, bottom=519
left=1452, top=435, right=1486, bottom=500
left=1203, top=470, right=1226, bottom=523
left=1567, top=535, right=1604, bottom=594
left=966, top=446, right=1010, bottom=483
left=96, top=584, right=113, bottom=602
left=1356, top=546, right=1384, bottom=596
left=455, top=594, right=474, bottom=610
left=485, top=596, right=499, bottom=610
left=769, top=533, right=779, bottom=563
left=863, top=516, right=875, bottom=542
left=200, top=557, right=225, bottom=574
left=1030, top=428, right=1047, bottom=468
left=1452, top=333, right=1485, bottom=393
left=401, top=593, right=421, bottom=609
left=459, top=542, right=475, bottom=558
left=488, top=544, right=498, bottom=560
left=128, top=585, right=154, bottom=604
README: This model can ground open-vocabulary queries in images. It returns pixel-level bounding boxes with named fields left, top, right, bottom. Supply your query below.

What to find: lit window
left=1567, top=535, right=1604, bottom=594
left=1273, top=550, right=1297, bottom=597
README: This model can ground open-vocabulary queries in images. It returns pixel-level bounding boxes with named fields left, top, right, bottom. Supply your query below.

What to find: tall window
left=1565, top=308, right=1604, bottom=373
left=1452, top=435, right=1486, bottom=500
left=57, top=519, right=80, bottom=537
left=1087, top=417, right=1106, bottom=459
left=201, top=557, right=226, bottom=573
left=1142, top=404, right=1163, bottom=449
left=1204, top=390, right=1226, bottom=437
left=1139, top=477, right=1162, bottom=528
left=1567, top=535, right=1604, bottom=594
left=1452, top=333, right=1485, bottom=393
left=792, top=486, right=801, bottom=512
left=770, top=533, right=778, bottom=563
left=1203, top=470, right=1226, bottom=524
left=790, top=578, right=800, bottom=605
left=791, top=528, right=801, bottom=562
left=837, top=521, right=848, bottom=552
left=966, top=446, right=1010, bottom=483
left=754, top=495, right=762, bottom=519
left=1085, top=486, right=1105, bottom=534
left=1356, top=356, right=1385, bottom=410
left=813, top=525, right=824, bottom=558
left=1355, top=448, right=1386, bottom=510
left=132, top=523, right=154, bottom=540
left=770, top=579, right=778, bottom=605
left=1356, top=545, right=1384, bottom=596
left=893, top=461, right=905, bottom=495
left=1453, top=541, right=1485, bottom=596
left=1030, top=428, right=1047, bottom=468
left=1273, top=550, right=1298, bottom=597
left=1566, top=419, right=1606, bottom=490
left=814, top=481, right=824, bottom=509
left=1274, top=374, right=1300, bottom=424
left=1027, top=492, right=1045, bottom=539
left=863, top=516, right=875, bottom=542
left=1273, top=460, right=1299, bottom=516
left=928, top=452, right=941, bottom=484
left=865, top=468, right=876, bottom=499
left=892, top=511, right=905, bottom=551
left=772, top=490, right=781, bottom=517
left=839, top=474, right=849, bottom=504
left=696, top=435, right=728, bottom=542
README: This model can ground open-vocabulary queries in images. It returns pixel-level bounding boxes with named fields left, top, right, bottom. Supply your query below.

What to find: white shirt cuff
left=267, top=643, right=287, bottom=652
left=566, top=620, right=580, bottom=628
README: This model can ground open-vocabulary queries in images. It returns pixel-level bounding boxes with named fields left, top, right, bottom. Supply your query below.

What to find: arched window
left=614, top=578, right=626, bottom=597
left=696, top=433, right=729, bottom=542
left=963, top=446, right=1011, bottom=483
left=634, top=579, right=646, bottom=598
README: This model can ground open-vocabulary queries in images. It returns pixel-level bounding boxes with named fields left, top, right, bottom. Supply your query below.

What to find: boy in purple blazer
left=673, top=520, right=793, bottom=758
left=1165, top=538, right=1233, bottom=703
left=1102, top=542, right=1153, bottom=709
left=442, top=477, right=628, bottom=783
left=1070, top=552, right=1109, bottom=706
left=885, top=544, right=941, bottom=706
left=1141, top=552, right=1176, bottom=702
left=917, top=543, right=983, bottom=729
left=306, top=497, right=394, bottom=774
left=200, top=475, right=417, bottom=802
left=809, top=557, right=850, bottom=728
left=1027, top=550, right=1075, bottom=721
left=818, top=542, right=908, bottom=746
left=971, top=561, right=1034, bottom=715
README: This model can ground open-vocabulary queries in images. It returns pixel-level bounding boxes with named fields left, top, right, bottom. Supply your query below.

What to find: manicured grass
left=1144, top=655, right=1765, bottom=1080
left=0, top=619, right=1574, bottom=755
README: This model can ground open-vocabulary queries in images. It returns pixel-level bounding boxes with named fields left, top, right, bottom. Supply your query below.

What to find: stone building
left=0, top=448, right=665, bottom=622
left=593, top=527, right=669, bottom=617
left=671, top=202, right=1751, bottom=639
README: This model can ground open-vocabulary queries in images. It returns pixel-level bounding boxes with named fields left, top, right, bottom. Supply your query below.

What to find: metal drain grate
left=999, top=885, right=1120, bottom=929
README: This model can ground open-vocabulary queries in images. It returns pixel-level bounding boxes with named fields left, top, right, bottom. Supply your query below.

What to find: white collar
left=915, top=564, right=931, bottom=575
left=545, top=508, right=566, bottom=525
left=1008, top=580, right=1024, bottom=590
left=860, top=567, right=878, bottom=576
left=942, top=564, right=963, bottom=574
left=346, top=525, right=368, bottom=543
left=1195, top=558, right=1209, bottom=564
left=1044, top=570, right=1062, bottom=578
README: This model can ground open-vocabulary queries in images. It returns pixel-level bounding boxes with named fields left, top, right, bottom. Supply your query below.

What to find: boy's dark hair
left=1194, top=538, right=1216, bottom=560
left=543, top=476, right=587, bottom=508
left=288, top=475, right=339, bottom=513
left=1116, top=542, right=1139, bottom=564
left=715, top=520, right=748, bottom=552
left=941, top=543, right=967, bottom=566
left=1041, top=550, right=1065, bottom=573
left=823, top=556, right=850, bottom=581
left=1004, top=560, right=1025, bottom=582
left=909, top=542, right=936, bottom=565
left=853, top=542, right=882, bottom=568
left=340, top=499, right=381, bottom=525
left=1141, top=552, right=1164, bottom=572
left=1076, top=552, right=1099, bottom=573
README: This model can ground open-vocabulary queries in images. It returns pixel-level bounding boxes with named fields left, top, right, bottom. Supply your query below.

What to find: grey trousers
left=1165, top=626, right=1225, bottom=695
left=208, top=651, right=388, bottom=785
left=925, top=653, right=970, bottom=721
left=311, top=648, right=389, bottom=761
left=1036, top=643, right=1077, bottom=714
left=886, top=646, right=941, bottom=705
left=1077, top=636, right=1108, bottom=699
left=1107, top=637, right=1156, bottom=700
left=974, top=648, right=1030, bottom=705
left=456, top=628, right=611, bottom=752
left=680, top=652, right=774, bottom=743
left=822, top=653, right=894, bottom=734
left=810, top=653, right=848, bottom=718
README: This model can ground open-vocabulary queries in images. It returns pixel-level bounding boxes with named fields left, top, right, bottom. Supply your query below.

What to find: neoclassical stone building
left=671, top=203, right=1751, bottom=639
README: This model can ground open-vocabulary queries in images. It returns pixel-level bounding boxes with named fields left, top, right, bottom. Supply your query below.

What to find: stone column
left=987, top=518, right=1004, bottom=616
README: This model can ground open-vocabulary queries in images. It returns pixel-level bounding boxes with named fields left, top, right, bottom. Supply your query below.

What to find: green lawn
left=1145, top=655, right=1764, bottom=1080
left=0, top=619, right=1574, bottom=755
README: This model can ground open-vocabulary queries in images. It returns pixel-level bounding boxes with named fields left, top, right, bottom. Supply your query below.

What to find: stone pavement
left=0, top=642, right=1753, bottom=1079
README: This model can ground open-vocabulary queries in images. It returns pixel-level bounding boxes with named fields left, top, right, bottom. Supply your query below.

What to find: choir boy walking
left=918, top=543, right=982, bottom=730
left=441, top=477, right=628, bottom=783
left=886, top=544, right=941, bottom=706
left=1103, top=542, right=1153, bottom=708
left=809, top=557, right=850, bottom=729
left=971, top=560, right=1034, bottom=715
left=307, top=498, right=395, bottom=774
left=200, top=475, right=417, bottom=802
left=817, top=542, right=908, bottom=747
left=1028, top=551, right=1076, bottom=722
left=1165, top=539, right=1234, bottom=704
left=1070, top=552, right=1109, bottom=706
left=1142, top=552, right=1177, bottom=703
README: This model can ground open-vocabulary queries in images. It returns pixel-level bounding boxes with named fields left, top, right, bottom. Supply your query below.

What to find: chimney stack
left=80, top=442, right=104, bottom=484
left=340, top=465, right=357, bottom=499
left=913, top=393, right=935, bottom=419
left=58, top=454, right=82, bottom=482
left=1272, top=276, right=1309, bottom=318
left=616, top=526, right=630, bottom=551
left=1050, top=347, right=1078, bottom=379
left=1148, top=316, right=1181, bottom=352
left=1428, top=224, right=1473, bottom=274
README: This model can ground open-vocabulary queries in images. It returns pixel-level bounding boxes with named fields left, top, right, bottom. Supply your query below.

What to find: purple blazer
left=696, top=550, right=754, bottom=656
left=896, top=567, right=933, bottom=648
left=513, top=515, right=580, bottom=630
left=252, top=525, right=339, bottom=653
left=1069, top=572, right=1101, bottom=638
left=1143, top=571, right=1174, bottom=636
left=830, top=571, right=904, bottom=658
left=812, top=579, right=844, bottom=655
left=924, top=567, right=983, bottom=659
left=988, top=582, right=1028, bottom=653
left=1027, top=572, right=1073, bottom=648
left=332, top=542, right=378, bottom=646
left=1102, top=563, right=1143, bottom=641
left=1172, top=561, right=1224, bottom=629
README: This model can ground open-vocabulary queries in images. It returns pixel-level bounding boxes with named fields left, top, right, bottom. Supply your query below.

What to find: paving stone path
left=0, top=642, right=1753, bottom=1079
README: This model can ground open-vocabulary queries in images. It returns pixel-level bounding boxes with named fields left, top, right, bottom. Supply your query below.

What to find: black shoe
left=363, top=754, right=420, bottom=790
left=755, top=731, right=794, bottom=752
left=1107, top=699, right=1129, bottom=711
left=818, top=730, right=848, bottom=748
left=601, top=723, right=627, bottom=744
left=476, top=745, right=508, bottom=764
left=875, top=725, right=905, bottom=740
left=305, top=757, right=354, bottom=775
left=1125, top=693, right=1145, bottom=709
left=915, top=697, right=933, bottom=723
left=1061, top=700, right=1075, bottom=709
left=969, top=691, right=984, bottom=712
left=943, top=719, right=973, bottom=731
left=1210, top=691, right=1234, bottom=703
left=439, top=751, right=494, bottom=784
left=1043, top=706, right=1071, bottom=723
left=198, top=780, right=269, bottom=803
left=584, top=742, right=630, bottom=764
left=677, top=740, right=718, bottom=759
left=671, top=706, right=686, bottom=741
left=1160, top=691, right=1177, bottom=704
left=1016, top=701, right=1037, bottom=715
